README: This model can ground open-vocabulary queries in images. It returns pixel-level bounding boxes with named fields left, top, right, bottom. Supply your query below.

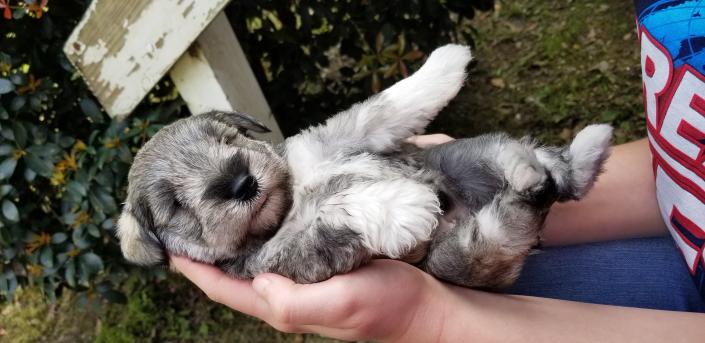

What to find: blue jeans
left=508, top=236, right=705, bottom=312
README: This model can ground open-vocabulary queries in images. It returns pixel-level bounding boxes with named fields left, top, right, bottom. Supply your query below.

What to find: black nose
left=231, top=172, right=258, bottom=201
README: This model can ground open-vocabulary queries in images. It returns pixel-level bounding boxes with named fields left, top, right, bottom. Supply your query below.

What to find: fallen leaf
left=593, top=61, right=610, bottom=72
left=560, top=128, right=573, bottom=141
left=587, top=28, right=597, bottom=41
left=490, top=78, right=506, bottom=89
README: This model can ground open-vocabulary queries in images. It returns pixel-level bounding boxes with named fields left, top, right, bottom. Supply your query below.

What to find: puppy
left=117, top=45, right=612, bottom=289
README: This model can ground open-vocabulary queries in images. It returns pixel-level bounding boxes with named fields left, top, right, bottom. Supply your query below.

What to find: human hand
left=170, top=256, right=450, bottom=342
left=404, top=134, right=454, bottom=148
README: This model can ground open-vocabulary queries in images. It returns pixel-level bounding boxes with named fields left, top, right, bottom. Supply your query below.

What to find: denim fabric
left=508, top=236, right=705, bottom=312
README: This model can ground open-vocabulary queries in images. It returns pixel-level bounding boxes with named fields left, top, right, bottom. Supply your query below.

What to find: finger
left=170, top=255, right=268, bottom=318
left=252, top=273, right=356, bottom=327
left=404, top=134, right=454, bottom=148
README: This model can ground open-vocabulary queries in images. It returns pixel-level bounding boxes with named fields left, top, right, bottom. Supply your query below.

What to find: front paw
left=251, top=228, right=371, bottom=283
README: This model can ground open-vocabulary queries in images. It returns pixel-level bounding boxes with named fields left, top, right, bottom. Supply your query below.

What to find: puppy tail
left=536, top=124, right=613, bottom=201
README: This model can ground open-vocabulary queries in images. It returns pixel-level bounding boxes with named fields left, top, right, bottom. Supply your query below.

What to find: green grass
left=432, top=0, right=643, bottom=145
left=1, top=0, right=644, bottom=341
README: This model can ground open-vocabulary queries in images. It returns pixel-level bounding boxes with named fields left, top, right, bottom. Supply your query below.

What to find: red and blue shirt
left=635, top=0, right=705, bottom=298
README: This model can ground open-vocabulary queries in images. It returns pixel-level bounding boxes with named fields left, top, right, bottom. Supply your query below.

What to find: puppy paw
left=509, top=162, right=546, bottom=193
left=497, top=142, right=547, bottom=194
left=251, top=227, right=371, bottom=283
left=567, top=124, right=613, bottom=197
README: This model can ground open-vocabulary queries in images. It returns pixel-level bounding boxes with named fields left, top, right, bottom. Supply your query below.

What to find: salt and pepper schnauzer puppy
left=117, top=44, right=612, bottom=289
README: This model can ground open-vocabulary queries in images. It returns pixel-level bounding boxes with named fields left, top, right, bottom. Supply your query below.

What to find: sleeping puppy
left=117, top=45, right=612, bottom=289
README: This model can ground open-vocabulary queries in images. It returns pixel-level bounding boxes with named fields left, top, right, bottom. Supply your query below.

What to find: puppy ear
left=116, top=205, right=165, bottom=266
left=201, top=111, right=271, bottom=133
left=116, top=183, right=175, bottom=266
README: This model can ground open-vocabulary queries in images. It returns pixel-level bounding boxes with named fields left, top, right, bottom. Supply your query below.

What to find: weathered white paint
left=64, top=0, right=230, bottom=118
left=170, top=13, right=283, bottom=143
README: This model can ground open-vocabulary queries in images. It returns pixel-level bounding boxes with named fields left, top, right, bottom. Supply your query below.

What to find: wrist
left=384, top=275, right=455, bottom=343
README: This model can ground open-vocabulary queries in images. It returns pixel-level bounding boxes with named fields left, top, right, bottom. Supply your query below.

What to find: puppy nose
left=232, top=172, right=258, bottom=201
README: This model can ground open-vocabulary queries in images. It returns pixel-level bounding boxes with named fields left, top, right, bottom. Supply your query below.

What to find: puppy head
left=117, top=111, right=291, bottom=266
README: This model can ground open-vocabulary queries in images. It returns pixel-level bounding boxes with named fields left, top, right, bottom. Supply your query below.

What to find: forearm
left=542, top=138, right=667, bottom=246
left=396, top=285, right=704, bottom=343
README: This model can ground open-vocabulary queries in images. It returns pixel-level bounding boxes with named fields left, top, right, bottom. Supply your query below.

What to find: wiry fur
left=117, top=45, right=613, bottom=289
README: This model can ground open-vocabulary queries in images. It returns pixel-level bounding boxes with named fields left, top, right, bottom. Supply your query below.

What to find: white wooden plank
left=63, top=0, right=231, bottom=118
left=170, top=13, right=284, bottom=143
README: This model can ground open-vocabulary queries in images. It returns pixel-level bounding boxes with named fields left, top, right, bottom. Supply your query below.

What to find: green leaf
left=27, top=143, right=61, bottom=157
left=1, top=127, right=14, bottom=141
left=0, top=79, right=14, bottom=94
left=2, top=200, right=19, bottom=222
left=0, top=158, right=17, bottom=180
left=89, top=187, right=117, bottom=214
left=80, top=252, right=103, bottom=275
left=29, top=96, right=42, bottom=111
left=40, top=246, right=54, bottom=268
left=10, top=96, right=25, bottom=112
left=59, top=136, right=75, bottom=148
left=65, top=260, right=76, bottom=287
left=80, top=98, right=105, bottom=124
left=86, top=224, right=100, bottom=238
left=117, top=145, right=132, bottom=163
left=66, top=181, right=87, bottom=197
left=101, top=218, right=114, bottom=230
left=24, top=168, right=36, bottom=182
left=11, top=122, right=27, bottom=147
left=0, top=145, right=13, bottom=156
left=3, top=247, right=16, bottom=260
left=24, top=152, right=53, bottom=177
left=30, top=125, right=48, bottom=145
left=9, top=73, right=24, bottom=85
left=72, top=228, right=91, bottom=249
left=0, top=184, right=13, bottom=198
left=51, top=232, right=68, bottom=244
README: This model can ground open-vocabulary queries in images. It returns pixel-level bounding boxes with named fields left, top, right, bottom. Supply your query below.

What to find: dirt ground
left=433, top=0, right=643, bottom=145
left=0, top=1, right=644, bottom=342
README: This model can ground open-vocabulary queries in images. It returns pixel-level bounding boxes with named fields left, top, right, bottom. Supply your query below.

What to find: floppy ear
left=201, top=111, right=271, bottom=133
left=116, top=204, right=165, bottom=266
left=117, top=179, right=177, bottom=266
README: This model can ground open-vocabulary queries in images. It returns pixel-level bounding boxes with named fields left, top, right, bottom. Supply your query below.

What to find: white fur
left=475, top=206, right=506, bottom=244
left=497, top=142, right=546, bottom=193
left=285, top=44, right=472, bottom=181
left=322, top=179, right=440, bottom=258
left=568, top=124, right=613, bottom=196
left=116, top=211, right=162, bottom=265
left=533, top=148, right=569, bottom=188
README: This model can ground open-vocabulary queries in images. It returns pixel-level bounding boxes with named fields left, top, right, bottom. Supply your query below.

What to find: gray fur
left=117, top=45, right=612, bottom=289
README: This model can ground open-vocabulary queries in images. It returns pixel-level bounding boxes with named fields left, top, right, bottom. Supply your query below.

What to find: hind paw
left=497, top=142, right=547, bottom=194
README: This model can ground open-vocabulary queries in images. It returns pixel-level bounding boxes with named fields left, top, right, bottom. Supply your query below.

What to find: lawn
left=0, top=1, right=643, bottom=342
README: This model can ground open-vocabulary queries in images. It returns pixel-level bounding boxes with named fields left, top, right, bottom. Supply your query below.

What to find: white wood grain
left=63, top=0, right=230, bottom=118
left=170, top=13, right=283, bottom=143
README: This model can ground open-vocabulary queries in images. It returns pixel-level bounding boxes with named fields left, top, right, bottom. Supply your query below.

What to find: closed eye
left=223, top=133, right=240, bottom=145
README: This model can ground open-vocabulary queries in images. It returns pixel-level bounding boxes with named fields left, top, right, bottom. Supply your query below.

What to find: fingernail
left=253, top=276, right=271, bottom=296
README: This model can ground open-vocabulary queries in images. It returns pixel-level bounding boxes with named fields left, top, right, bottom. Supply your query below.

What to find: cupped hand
left=170, top=256, right=450, bottom=342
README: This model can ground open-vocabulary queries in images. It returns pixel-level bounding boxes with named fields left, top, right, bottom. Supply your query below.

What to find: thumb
left=252, top=273, right=297, bottom=301
left=252, top=273, right=342, bottom=326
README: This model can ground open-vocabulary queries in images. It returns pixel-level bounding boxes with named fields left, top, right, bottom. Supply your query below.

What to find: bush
left=0, top=0, right=186, bottom=302
left=227, top=0, right=493, bottom=135
left=0, top=0, right=492, bottom=302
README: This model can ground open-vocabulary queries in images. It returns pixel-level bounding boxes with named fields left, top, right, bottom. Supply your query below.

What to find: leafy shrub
left=0, top=0, right=186, bottom=302
left=0, top=0, right=492, bottom=302
left=227, top=0, right=493, bottom=135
